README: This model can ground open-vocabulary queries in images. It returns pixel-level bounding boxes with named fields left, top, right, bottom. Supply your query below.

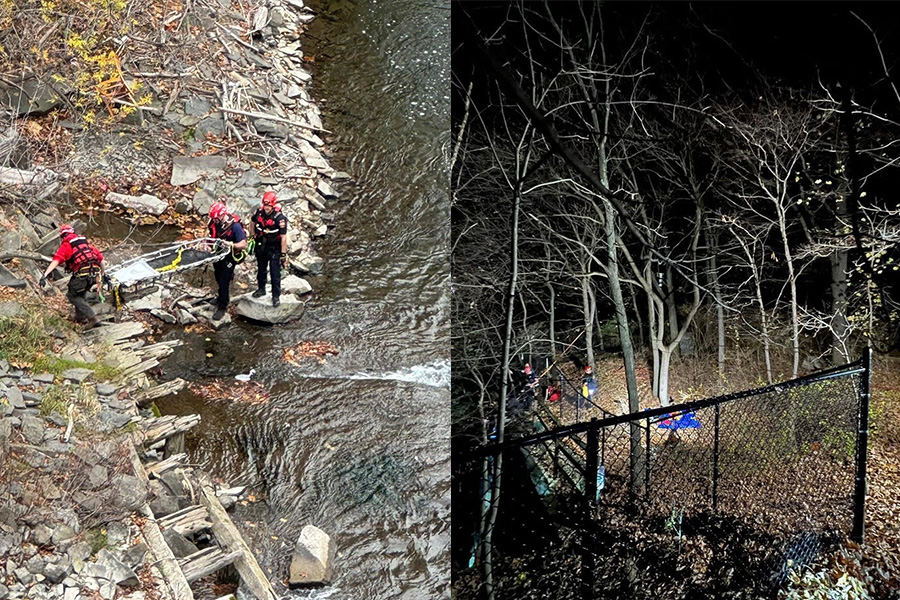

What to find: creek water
left=155, top=1, right=450, bottom=598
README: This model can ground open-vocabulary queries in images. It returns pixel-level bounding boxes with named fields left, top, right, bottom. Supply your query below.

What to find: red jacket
left=53, top=234, right=103, bottom=273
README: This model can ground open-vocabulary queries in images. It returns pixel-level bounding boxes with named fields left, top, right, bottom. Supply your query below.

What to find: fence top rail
left=467, top=358, right=864, bottom=458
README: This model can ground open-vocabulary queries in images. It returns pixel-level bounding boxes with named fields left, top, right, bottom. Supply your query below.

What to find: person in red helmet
left=248, top=191, right=289, bottom=307
left=207, top=202, right=247, bottom=320
left=39, top=224, right=107, bottom=328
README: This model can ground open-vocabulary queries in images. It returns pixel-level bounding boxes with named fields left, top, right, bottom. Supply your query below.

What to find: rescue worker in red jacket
left=208, top=202, right=247, bottom=320
left=247, top=191, right=288, bottom=307
left=39, top=224, right=106, bottom=328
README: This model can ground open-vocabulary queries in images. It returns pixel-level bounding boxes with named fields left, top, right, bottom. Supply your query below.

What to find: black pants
left=67, top=273, right=96, bottom=320
left=213, top=257, right=236, bottom=309
left=255, top=247, right=281, bottom=298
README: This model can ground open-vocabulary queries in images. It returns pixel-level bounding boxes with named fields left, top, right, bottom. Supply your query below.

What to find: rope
left=155, top=246, right=185, bottom=273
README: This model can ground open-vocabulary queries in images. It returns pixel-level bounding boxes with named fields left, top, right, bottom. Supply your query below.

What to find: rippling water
left=158, top=0, right=450, bottom=598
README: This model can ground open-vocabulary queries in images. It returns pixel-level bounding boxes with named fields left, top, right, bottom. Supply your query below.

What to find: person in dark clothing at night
left=40, top=224, right=107, bottom=328
left=207, top=202, right=247, bottom=320
left=248, top=191, right=289, bottom=307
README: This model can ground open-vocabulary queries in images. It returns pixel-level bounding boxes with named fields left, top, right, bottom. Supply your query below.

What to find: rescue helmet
left=524, top=363, right=532, bottom=375
left=262, top=191, right=278, bottom=207
left=584, top=364, right=593, bottom=374
left=209, top=202, right=227, bottom=220
left=59, top=224, right=76, bottom=237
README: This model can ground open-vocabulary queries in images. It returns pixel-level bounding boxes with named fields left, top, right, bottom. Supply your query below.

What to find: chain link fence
left=453, top=352, right=871, bottom=600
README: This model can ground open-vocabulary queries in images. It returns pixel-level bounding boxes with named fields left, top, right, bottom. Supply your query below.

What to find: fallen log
left=143, top=414, right=201, bottom=447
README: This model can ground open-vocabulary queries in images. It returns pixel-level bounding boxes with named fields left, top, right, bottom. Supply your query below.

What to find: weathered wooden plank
left=199, top=484, right=277, bottom=600
left=146, top=452, right=188, bottom=478
left=143, top=415, right=201, bottom=447
left=125, top=442, right=193, bottom=600
left=135, top=378, right=187, bottom=408
left=180, top=546, right=242, bottom=583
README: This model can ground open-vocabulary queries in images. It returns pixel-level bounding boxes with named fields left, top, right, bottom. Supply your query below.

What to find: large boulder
left=281, top=274, right=312, bottom=296
left=288, top=525, right=334, bottom=588
left=233, top=293, right=305, bottom=324
left=106, top=192, right=168, bottom=216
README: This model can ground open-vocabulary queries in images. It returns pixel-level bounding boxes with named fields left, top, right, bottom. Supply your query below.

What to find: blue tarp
left=656, top=411, right=702, bottom=430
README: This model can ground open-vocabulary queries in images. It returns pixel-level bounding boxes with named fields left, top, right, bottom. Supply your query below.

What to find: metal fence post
left=713, top=403, right=720, bottom=512
left=852, top=347, right=872, bottom=542
left=645, top=418, right=651, bottom=500
left=581, top=419, right=599, bottom=600
left=585, top=418, right=599, bottom=502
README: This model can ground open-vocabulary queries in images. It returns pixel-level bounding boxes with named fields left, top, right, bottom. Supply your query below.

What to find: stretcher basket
left=106, top=237, right=231, bottom=289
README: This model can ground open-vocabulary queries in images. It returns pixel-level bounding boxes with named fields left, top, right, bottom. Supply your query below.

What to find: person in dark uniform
left=39, top=224, right=107, bottom=328
left=207, top=202, right=247, bottom=320
left=248, top=191, right=289, bottom=307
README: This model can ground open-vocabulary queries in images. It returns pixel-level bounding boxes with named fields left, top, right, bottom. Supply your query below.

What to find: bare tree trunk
left=658, top=346, right=673, bottom=406
left=547, top=280, right=557, bottom=359
left=582, top=273, right=596, bottom=369
left=649, top=293, right=660, bottom=398
left=731, top=226, right=773, bottom=383
left=602, top=198, right=645, bottom=491
left=706, top=229, right=726, bottom=390
left=665, top=265, right=679, bottom=355
left=777, top=206, right=800, bottom=378
left=830, top=250, right=850, bottom=364
left=483, top=158, right=529, bottom=600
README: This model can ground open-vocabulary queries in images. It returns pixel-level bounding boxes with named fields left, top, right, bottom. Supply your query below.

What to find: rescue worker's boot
left=84, top=316, right=101, bottom=330
left=252, top=288, right=266, bottom=298
left=213, top=308, right=226, bottom=321
left=272, top=295, right=280, bottom=307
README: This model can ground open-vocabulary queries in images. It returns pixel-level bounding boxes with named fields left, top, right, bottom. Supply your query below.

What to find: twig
left=217, top=106, right=330, bottom=133
left=215, top=22, right=257, bottom=52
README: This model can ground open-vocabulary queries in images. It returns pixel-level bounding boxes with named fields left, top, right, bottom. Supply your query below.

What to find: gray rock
left=178, top=114, right=200, bottom=127
left=288, top=525, right=335, bottom=587
left=95, top=384, right=117, bottom=397
left=0, top=418, right=11, bottom=443
left=25, top=554, right=44, bottom=574
left=67, top=542, right=91, bottom=574
left=233, top=293, right=305, bottom=324
left=46, top=412, right=67, bottom=427
left=96, top=409, right=131, bottom=432
left=148, top=481, right=180, bottom=518
left=161, top=529, right=198, bottom=559
left=0, top=77, right=66, bottom=116
left=43, top=562, right=68, bottom=584
left=0, top=402, right=11, bottom=418
left=62, top=586, right=77, bottom=600
left=120, top=542, right=147, bottom=570
left=88, top=465, right=108, bottom=489
left=316, top=180, right=337, bottom=199
left=95, top=548, right=139, bottom=586
left=184, top=98, right=211, bottom=116
left=99, top=580, right=116, bottom=599
left=13, top=566, right=31, bottom=585
left=105, top=192, right=168, bottom=216
left=105, top=522, right=129, bottom=548
left=110, top=475, right=147, bottom=513
left=22, top=392, right=42, bottom=405
left=281, top=274, right=313, bottom=296
left=127, top=288, right=162, bottom=312
left=51, top=524, right=77, bottom=546
left=150, top=309, right=177, bottom=324
left=195, top=117, right=225, bottom=140
left=33, top=373, right=55, bottom=384
left=61, top=368, right=93, bottom=383
left=0, top=264, right=25, bottom=289
left=177, top=309, right=198, bottom=325
left=290, top=254, right=324, bottom=276
left=32, top=524, right=53, bottom=546
left=21, top=415, right=45, bottom=445
left=4, top=386, right=28, bottom=409
left=170, top=155, right=227, bottom=186
left=0, top=583, right=7, bottom=599
left=0, top=302, right=23, bottom=318
left=253, top=118, right=289, bottom=138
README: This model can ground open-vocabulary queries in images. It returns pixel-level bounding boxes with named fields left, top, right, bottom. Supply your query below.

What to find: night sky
left=453, top=2, right=900, bottom=118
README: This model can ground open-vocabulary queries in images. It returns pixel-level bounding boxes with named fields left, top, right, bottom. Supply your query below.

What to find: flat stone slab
left=233, top=294, right=305, bottom=324
left=33, top=373, right=55, bottom=384
left=61, top=368, right=93, bottom=383
left=95, top=384, right=117, bottom=396
left=281, top=274, right=312, bottom=296
left=170, top=155, right=227, bottom=186
left=105, top=192, right=168, bottom=216
left=0, top=301, right=24, bottom=318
